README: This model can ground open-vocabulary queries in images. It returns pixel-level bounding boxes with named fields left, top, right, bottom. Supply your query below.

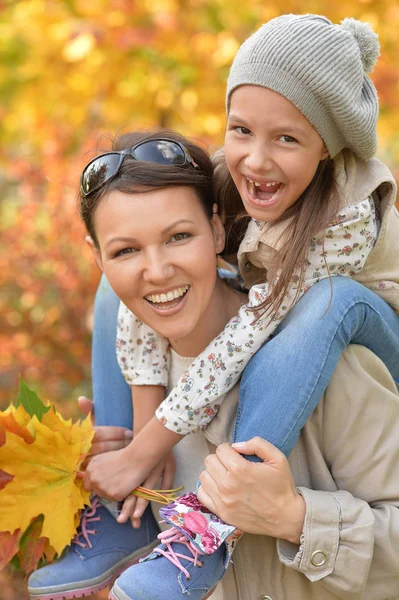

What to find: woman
left=29, top=130, right=399, bottom=600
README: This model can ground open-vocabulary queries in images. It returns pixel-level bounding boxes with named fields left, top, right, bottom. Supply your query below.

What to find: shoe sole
left=108, top=585, right=217, bottom=600
left=28, top=541, right=159, bottom=600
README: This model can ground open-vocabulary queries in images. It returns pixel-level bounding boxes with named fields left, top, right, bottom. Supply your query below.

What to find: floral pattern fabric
left=155, top=492, right=242, bottom=559
left=117, top=198, right=378, bottom=434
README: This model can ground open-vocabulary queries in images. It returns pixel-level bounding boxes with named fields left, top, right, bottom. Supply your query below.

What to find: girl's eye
left=169, top=232, right=191, bottom=243
left=114, top=247, right=137, bottom=258
left=235, top=126, right=251, bottom=135
left=279, top=135, right=297, bottom=143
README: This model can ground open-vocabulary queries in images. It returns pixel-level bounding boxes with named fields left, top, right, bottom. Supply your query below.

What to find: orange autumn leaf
left=0, top=404, right=93, bottom=556
left=0, top=530, right=21, bottom=571
left=17, top=516, right=57, bottom=576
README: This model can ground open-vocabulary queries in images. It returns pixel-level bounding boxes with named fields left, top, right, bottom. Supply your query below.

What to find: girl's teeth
left=146, top=285, right=189, bottom=304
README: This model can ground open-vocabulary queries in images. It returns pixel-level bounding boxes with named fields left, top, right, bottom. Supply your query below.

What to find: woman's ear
left=211, top=212, right=226, bottom=255
left=85, top=236, right=103, bottom=272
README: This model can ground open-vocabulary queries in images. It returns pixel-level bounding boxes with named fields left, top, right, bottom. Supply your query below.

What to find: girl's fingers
left=133, top=496, right=149, bottom=521
left=160, top=456, right=176, bottom=490
left=117, top=496, right=137, bottom=524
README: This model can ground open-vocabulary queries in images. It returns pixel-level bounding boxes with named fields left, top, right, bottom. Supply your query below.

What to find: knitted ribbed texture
left=226, top=14, right=380, bottom=160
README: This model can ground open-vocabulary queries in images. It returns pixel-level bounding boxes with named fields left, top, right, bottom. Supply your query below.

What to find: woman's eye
left=169, top=232, right=191, bottom=243
left=114, top=247, right=137, bottom=258
left=279, top=135, right=297, bottom=143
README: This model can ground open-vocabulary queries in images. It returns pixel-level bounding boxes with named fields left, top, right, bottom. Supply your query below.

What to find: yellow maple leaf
left=0, top=407, right=93, bottom=555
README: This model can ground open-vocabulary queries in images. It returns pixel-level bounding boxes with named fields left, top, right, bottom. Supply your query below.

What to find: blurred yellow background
left=1, top=0, right=399, bottom=412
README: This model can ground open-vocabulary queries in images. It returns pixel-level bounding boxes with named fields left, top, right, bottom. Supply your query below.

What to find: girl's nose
left=142, top=249, right=175, bottom=283
left=245, top=143, right=274, bottom=174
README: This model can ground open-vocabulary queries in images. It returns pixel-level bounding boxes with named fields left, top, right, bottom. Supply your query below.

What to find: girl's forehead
left=228, top=85, right=323, bottom=139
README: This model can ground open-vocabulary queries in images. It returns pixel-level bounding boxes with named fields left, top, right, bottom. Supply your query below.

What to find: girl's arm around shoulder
left=116, top=301, right=170, bottom=387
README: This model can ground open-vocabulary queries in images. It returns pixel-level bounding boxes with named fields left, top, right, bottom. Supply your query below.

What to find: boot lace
left=154, top=527, right=205, bottom=580
left=72, top=497, right=102, bottom=549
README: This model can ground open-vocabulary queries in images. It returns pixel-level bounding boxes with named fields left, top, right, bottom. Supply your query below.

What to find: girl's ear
left=85, top=236, right=103, bottom=271
left=321, top=145, right=329, bottom=160
left=211, top=211, right=226, bottom=255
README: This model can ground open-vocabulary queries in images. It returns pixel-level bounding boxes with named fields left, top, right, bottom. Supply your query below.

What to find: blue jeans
left=92, top=275, right=132, bottom=429
left=235, top=277, right=399, bottom=460
left=92, top=275, right=399, bottom=460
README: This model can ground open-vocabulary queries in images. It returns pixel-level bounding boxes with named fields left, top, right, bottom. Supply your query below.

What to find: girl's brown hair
left=213, top=150, right=340, bottom=318
left=80, top=129, right=215, bottom=247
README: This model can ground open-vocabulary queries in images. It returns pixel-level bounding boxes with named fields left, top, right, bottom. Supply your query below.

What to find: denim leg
left=92, top=274, right=133, bottom=429
left=235, top=277, right=399, bottom=459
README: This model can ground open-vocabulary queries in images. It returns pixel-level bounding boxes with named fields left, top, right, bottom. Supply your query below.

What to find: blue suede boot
left=28, top=497, right=159, bottom=600
left=109, top=493, right=242, bottom=600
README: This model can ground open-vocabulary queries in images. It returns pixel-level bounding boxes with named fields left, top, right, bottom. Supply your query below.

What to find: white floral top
left=116, top=198, right=378, bottom=435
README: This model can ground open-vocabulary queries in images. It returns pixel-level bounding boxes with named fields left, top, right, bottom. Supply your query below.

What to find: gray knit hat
left=226, top=14, right=380, bottom=160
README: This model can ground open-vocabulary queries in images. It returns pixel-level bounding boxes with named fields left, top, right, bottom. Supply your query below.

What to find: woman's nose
left=142, top=249, right=175, bottom=283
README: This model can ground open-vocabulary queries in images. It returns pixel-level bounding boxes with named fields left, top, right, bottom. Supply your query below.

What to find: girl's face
left=225, top=85, right=329, bottom=222
left=89, top=186, right=225, bottom=351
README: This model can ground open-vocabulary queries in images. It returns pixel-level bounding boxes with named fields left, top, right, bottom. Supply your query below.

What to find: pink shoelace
left=72, top=498, right=102, bottom=549
left=154, top=527, right=205, bottom=580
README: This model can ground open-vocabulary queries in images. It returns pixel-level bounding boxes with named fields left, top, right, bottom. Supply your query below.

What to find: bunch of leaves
left=0, top=379, right=94, bottom=574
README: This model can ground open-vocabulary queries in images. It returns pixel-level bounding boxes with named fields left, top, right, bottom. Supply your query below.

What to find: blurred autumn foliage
left=1, top=0, right=399, bottom=411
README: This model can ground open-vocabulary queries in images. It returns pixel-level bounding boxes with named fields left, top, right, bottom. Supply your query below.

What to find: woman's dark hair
left=80, top=129, right=215, bottom=247
left=213, top=149, right=340, bottom=317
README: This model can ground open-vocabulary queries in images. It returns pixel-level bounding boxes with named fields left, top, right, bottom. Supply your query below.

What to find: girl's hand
left=117, top=452, right=176, bottom=528
left=77, top=396, right=133, bottom=464
left=197, top=437, right=305, bottom=545
left=82, top=446, right=148, bottom=501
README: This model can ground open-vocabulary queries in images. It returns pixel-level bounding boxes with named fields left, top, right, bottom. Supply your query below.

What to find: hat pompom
left=340, top=18, right=380, bottom=72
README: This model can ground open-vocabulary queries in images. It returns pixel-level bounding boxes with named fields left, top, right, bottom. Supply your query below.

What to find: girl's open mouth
left=246, top=178, right=283, bottom=204
left=145, top=285, right=190, bottom=311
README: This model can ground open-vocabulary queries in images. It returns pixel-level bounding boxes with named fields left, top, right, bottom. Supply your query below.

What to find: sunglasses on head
left=80, top=138, right=198, bottom=197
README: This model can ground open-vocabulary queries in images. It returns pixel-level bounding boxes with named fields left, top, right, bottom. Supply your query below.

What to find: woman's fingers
left=89, top=426, right=133, bottom=456
left=231, top=437, right=286, bottom=466
left=197, top=467, right=220, bottom=513
left=77, top=396, right=94, bottom=422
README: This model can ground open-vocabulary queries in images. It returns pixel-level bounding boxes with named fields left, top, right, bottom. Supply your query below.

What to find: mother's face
left=90, top=186, right=225, bottom=343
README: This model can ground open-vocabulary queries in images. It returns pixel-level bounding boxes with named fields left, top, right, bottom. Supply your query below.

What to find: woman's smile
left=144, top=284, right=191, bottom=314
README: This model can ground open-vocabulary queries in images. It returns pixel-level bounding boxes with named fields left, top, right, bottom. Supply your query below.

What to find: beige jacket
left=238, top=149, right=399, bottom=313
left=205, top=345, right=399, bottom=599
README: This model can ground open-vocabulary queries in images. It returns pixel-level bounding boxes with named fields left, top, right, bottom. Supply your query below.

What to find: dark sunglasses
left=80, top=138, right=198, bottom=197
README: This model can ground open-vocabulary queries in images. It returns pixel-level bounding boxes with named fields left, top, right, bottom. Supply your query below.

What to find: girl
left=91, top=14, right=399, bottom=600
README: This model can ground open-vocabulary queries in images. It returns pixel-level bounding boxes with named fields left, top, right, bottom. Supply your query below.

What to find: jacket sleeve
left=156, top=198, right=378, bottom=435
left=116, top=302, right=169, bottom=387
left=277, top=345, right=399, bottom=598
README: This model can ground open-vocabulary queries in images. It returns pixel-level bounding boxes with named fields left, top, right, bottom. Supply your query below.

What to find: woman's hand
left=197, top=437, right=306, bottom=545
left=117, top=452, right=176, bottom=528
left=78, top=396, right=133, bottom=463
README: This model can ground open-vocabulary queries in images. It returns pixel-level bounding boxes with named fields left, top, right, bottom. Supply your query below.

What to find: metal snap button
left=311, top=549, right=327, bottom=566
left=244, top=261, right=252, bottom=271
left=245, top=237, right=252, bottom=244
left=258, top=595, right=273, bottom=600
